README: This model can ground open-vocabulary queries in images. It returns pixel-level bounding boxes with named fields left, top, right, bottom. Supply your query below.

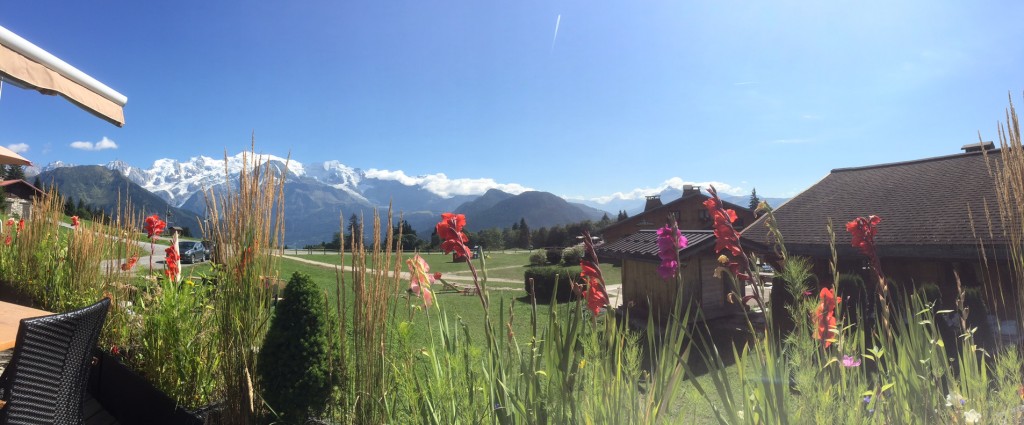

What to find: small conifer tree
left=258, top=272, right=332, bottom=423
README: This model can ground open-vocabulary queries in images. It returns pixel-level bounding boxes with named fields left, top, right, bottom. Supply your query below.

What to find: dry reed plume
left=203, top=141, right=287, bottom=424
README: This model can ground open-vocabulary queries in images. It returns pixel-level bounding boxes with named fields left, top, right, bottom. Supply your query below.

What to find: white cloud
left=550, top=14, right=561, bottom=53
left=587, top=178, right=746, bottom=204
left=70, top=136, right=118, bottom=151
left=6, top=143, right=28, bottom=153
left=364, top=169, right=532, bottom=197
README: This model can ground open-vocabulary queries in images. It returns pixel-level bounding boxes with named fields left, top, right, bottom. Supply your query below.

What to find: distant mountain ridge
left=33, top=160, right=614, bottom=247
left=28, top=153, right=789, bottom=246
left=35, top=166, right=204, bottom=234
left=456, top=190, right=606, bottom=231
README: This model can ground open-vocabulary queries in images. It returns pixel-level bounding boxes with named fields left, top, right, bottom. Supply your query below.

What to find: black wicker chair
left=0, top=298, right=110, bottom=424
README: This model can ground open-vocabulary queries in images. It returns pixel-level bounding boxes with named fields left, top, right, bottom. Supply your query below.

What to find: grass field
left=272, top=252, right=734, bottom=423
left=288, top=250, right=624, bottom=288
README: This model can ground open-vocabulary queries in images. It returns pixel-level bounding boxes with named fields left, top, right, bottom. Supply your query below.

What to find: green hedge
left=524, top=265, right=582, bottom=302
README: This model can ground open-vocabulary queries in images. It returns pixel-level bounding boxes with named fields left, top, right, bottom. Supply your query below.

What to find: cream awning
left=0, top=25, right=126, bottom=127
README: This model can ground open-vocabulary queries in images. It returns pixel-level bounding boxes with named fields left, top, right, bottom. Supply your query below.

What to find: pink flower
left=407, top=254, right=435, bottom=307
left=841, top=355, right=861, bottom=368
left=656, top=224, right=688, bottom=280
left=71, top=216, right=80, bottom=228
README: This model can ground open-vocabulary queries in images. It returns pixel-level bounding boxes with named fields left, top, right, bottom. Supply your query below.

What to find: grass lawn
left=288, top=250, right=623, bottom=289
left=274, top=253, right=735, bottom=423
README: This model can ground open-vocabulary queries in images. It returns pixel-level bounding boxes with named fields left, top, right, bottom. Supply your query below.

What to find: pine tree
left=749, top=188, right=761, bottom=211
left=347, top=213, right=360, bottom=239
left=517, top=217, right=531, bottom=249
left=617, top=210, right=629, bottom=222
left=597, top=213, right=612, bottom=229
left=4, top=165, right=25, bottom=181
left=258, top=272, right=332, bottom=423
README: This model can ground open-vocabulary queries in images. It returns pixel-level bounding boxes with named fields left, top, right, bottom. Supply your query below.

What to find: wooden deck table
left=0, top=301, right=52, bottom=351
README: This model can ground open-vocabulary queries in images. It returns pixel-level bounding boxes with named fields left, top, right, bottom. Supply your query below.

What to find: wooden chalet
left=0, top=179, right=44, bottom=219
left=597, top=230, right=743, bottom=321
left=741, top=143, right=1018, bottom=317
left=600, top=185, right=755, bottom=246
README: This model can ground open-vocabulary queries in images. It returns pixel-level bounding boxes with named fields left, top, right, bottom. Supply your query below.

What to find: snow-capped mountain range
left=30, top=152, right=780, bottom=218
left=27, top=153, right=788, bottom=246
left=39, top=153, right=396, bottom=208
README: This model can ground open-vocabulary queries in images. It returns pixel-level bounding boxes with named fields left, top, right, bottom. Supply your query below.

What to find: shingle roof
left=600, top=192, right=750, bottom=234
left=741, top=149, right=1008, bottom=259
left=597, top=230, right=716, bottom=261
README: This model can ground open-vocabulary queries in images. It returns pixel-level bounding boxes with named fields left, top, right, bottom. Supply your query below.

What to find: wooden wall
left=622, top=254, right=737, bottom=321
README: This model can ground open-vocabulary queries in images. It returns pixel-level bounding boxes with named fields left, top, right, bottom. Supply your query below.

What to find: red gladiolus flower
left=813, top=287, right=839, bottom=348
left=704, top=186, right=751, bottom=284
left=121, top=254, right=139, bottom=271
left=846, top=215, right=881, bottom=257
left=4, top=218, right=13, bottom=229
left=164, top=245, right=180, bottom=282
left=144, top=214, right=166, bottom=239
left=16, top=219, right=24, bottom=233
left=703, top=190, right=742, bottom=258
left=71, top=216, right=80, bottom=228
left=3, top=235, right=10, bottom=246
left=436, top=213, right=472, bottom=259
left=580, top=261, right=608, bottom=316
left=433, top=272, right=442, bottom=281
left=578, top=230, right=611, bottom=316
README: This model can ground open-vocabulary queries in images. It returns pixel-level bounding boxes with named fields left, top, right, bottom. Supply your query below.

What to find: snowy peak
left=98, top=152, right=310, bottom=207
left=304, top=160, right=362, bottom=189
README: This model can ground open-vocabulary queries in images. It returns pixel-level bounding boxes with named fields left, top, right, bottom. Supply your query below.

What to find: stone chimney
left=682, top=184, right=701, bottom=197
left=643, top=195, right=663, bottom=212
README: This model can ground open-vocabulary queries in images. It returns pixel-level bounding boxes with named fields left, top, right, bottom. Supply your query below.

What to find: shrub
left=560, top=246, right=584, bottom=265
left=963, top=286, right=995, bottom=350
left=915, top=282, right=942, bottom=305
left=545, top=248, right=562, bottom=265
left=528, top=250, right=547, bottom=266
left=258, top=272, right=332, bottom=423
left=524, top=265, right=581, bottom=302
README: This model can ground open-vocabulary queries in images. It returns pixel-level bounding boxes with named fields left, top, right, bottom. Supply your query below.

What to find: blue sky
left=1, top=1, right=1023, bottom=203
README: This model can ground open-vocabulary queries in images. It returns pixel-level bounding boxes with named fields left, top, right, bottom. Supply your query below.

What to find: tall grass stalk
left=987, top=94, right=1024, bottom=327
left=204, top=144, right=287, bottom=424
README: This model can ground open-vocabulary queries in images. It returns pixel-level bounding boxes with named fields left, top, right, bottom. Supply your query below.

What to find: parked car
left=178, top=241, right=210, bottom=264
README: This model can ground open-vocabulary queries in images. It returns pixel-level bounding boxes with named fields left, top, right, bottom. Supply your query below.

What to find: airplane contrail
left=550, top=14, right=561, bottom=53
